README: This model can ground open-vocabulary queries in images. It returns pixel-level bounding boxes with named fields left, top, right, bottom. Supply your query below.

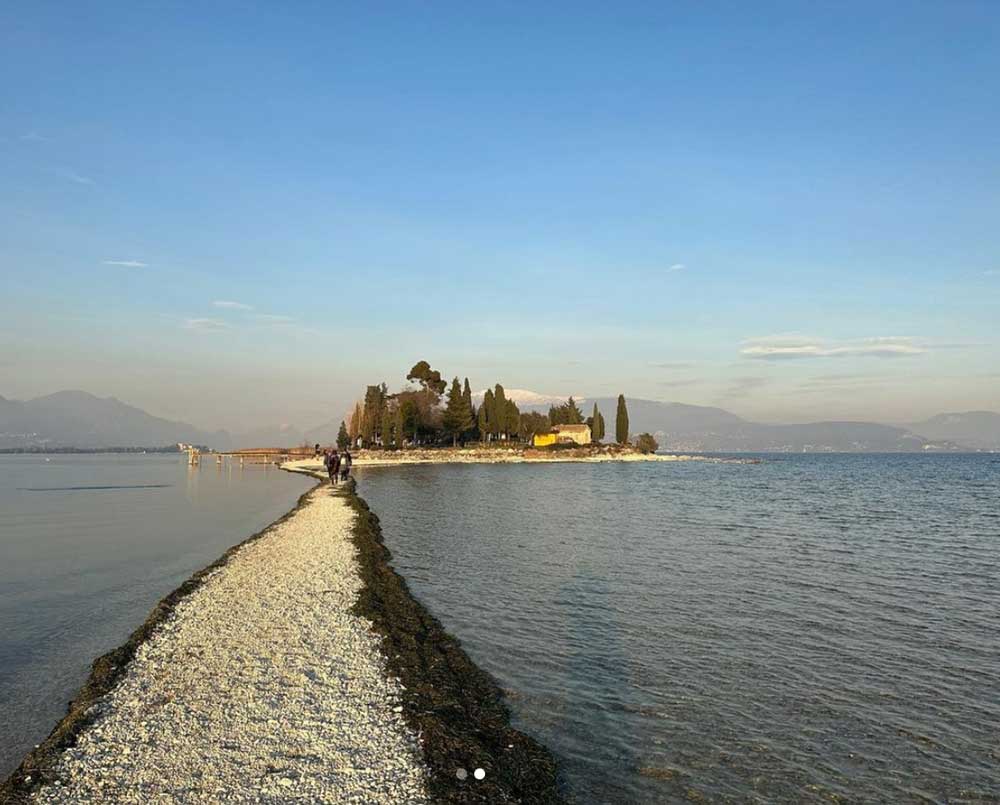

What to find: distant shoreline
left=0, top=446, right=182, bottom=454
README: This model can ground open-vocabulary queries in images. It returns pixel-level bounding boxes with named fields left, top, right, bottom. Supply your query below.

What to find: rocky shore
left=1, top=477, right=562, bottom=804
left=289, top=444, right=724, bottom=471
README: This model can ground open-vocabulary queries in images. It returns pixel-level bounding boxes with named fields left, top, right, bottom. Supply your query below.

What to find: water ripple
left=361, top=455, right=1000, bottom=803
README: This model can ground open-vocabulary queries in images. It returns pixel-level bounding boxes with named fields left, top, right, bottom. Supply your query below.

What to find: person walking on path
left=328, top=449, right=341, bottom=486
left=340, top=448, right=352, bottom=482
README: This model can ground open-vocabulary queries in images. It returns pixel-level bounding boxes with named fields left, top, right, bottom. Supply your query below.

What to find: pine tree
left=493, top=384, right=507, bottom=439
left=591, top=403, right=605, bottom=442
left=616, top=394, right=629, bottom=445
left=443, top=377, right=473, bottom=446
left=336, top=421, right=350, bottom=451
left=563, top=397, right=582, bottom=424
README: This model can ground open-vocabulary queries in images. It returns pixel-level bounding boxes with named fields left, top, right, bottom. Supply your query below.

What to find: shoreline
left=286, top=446, right=749, bottom=472
left=1, top=469, right=562, bottom=804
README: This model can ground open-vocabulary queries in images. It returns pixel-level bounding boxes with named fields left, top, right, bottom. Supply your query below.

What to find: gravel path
left=30, top=485, right=431, bottom=804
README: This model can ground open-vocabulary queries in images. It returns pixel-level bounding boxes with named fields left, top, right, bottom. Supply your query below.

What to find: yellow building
left=533, top=424, right=592, bottom=447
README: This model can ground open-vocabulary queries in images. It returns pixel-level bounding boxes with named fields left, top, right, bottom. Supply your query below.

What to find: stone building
left=532, top=423, right=592, bottom=447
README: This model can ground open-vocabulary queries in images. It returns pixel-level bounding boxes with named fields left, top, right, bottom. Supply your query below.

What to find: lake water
left=0, top=454, right=313, bottom=776
left=357, top=455, right=1000, bottom=803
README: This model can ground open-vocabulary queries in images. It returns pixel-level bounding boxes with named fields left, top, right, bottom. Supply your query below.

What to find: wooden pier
left=186, top=447, right=317, bottom=467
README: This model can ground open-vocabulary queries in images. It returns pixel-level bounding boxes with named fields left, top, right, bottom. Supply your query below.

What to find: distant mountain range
left=0, top=391, right=231, bottom=450
left=541, top=398, right=1000, bottom=453
left=2, top=391, right=998, bottom=453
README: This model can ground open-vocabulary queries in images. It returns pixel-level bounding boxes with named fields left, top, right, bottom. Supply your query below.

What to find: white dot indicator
left=474, top=768, right=486, bottom=780
left=455, top=768, right=467, bottom=780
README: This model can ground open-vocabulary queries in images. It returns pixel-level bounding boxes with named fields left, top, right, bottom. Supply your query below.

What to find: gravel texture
left=26, top=485, right=431, bottom=804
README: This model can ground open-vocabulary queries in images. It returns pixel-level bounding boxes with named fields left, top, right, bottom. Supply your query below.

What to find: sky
left=2, top=2, right=998, bottom=432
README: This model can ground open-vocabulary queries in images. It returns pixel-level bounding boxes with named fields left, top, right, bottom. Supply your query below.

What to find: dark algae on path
left=346, top=485, right=564, bottom=804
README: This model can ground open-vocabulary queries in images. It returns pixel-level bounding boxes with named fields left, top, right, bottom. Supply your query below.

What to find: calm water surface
left=0, top=454, right=312, bottom=775
left=358, top=455, right=999, bottom=803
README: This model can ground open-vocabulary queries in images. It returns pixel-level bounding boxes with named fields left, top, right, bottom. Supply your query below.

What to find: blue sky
left=2, top=2, right=998, bottom=430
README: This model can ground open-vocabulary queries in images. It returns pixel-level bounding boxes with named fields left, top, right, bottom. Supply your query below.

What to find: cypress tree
left=336, top=421, right=350, bottom=451
left=493, top=384, right=507, bottom=439
left=462, top=378, right=476, bottom=440
left=380, top=408, right=393, bottom=449
left=348, top=402, right=362, bottom=443
left=479, top=389, right=494, bottom=442
left=462, top=378, right=474, bottom=417
left=616, top=394, right=629, bottom=445
left=443, top=377, right=473, bottom=446
left=591, top=403, right=604, bottom=442
left=505, top=399, right=520, bottom=440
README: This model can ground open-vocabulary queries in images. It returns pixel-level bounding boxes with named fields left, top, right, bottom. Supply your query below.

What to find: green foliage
left=504, top=399, right=521, bottom=437
left=519, top=411, right=551, bottom=439
left=462, top=378, right=477, bottom=440
left=566, top=397, right=583, bottom=424
left=362, top=384, right=388, bottom=445
left=479, top=389, right=494, bottom=441
left=443, top=377, right=474, bottom=445
left=591, top=403, right=605, bottom=442
left=348, top=402, right=362, bottom=441
left=616, top=394, right=629, bottom=445
left=399, top=398, right=420, bottom=443
left=336, top=421, right=350, bottom=451
left=549, top=397, right=584, bottom=425
left=634, top=432, right=658, bottom=454
left=493, top=384, right=507, bottom=437
left=406, top=360, right=447, bottom=397
left=462, top=378, right=474, bottom=417
left=394, top=406, right=405, bottom=448
left=380, top=408, right=394, bottom=449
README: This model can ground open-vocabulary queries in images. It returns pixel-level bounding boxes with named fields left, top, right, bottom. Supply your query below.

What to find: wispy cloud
left=255, top=314, right=295, bottom=324
left=792, top=373, right=890, bottom=395
left=57, top=170, right=95, bottom=185
left=667, top=263, right=686, bottom=272
left=103, top=260, right=147, bottom=268
left=721, top=375, right=772, bottom=396
left=213, top=300, right=254, bottom=311
left=742, top=335, right=927, bottom=361
left=19, top=131, right=50, bottom=143
left=183, top=318, right=229, bottom=332
left=658, top=378, right=703, bottom=388
left=650, top=361, right=696, bottom=369
left=984, top=269, right=998, bottom=277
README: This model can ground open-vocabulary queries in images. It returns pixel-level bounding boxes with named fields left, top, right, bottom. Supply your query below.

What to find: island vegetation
left=334, top=360, right=658, bottom=453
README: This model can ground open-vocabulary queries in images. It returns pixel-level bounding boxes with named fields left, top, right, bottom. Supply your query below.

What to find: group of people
left=321, top=447, right=352, bottom=485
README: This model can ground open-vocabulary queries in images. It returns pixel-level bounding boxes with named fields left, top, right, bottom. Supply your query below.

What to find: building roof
left=553, top=424, right=590, bottom=433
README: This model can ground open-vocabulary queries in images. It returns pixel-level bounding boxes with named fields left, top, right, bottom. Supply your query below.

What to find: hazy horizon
left=3, top=3, right=998, bottom=431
